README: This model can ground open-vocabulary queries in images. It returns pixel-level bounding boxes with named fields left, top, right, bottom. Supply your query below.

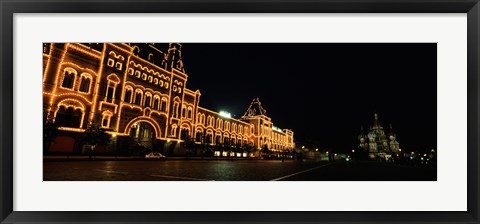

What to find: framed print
left=1, top=0, right=479, bottom=223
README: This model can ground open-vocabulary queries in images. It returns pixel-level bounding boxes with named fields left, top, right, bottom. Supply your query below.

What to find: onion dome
left=367, top=130, right=377, bottom=139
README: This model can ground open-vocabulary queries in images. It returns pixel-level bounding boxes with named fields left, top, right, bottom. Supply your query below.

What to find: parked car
left=145, top=152, right=167, bottom=160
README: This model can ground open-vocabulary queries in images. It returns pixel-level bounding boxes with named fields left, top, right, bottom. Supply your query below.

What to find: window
left=134, top=91, right=142, bottom=105
left=135, top=71, right=141, bottom=78
left=173, top=102, right=179, bottom=118
left=128, top=68, right=134, bottom=75
left=159, top=80, right=164, bottom=87
left=161, top=98, right=167, bottom=111
left=181, top=106, right=186, bottom=118
left=124, top=89, right=132, bottom=103
left=171, top=125, right=177, bottom=137
left=107, top=58, right=114, bottom=67
left=115, top=61, right=122, bottom=70
left=153, top=97, right=159, bottom=110
left=144, top=94, right=151, bottom=107
left=196, top=132, right=202, bottom=142
left=78, top=76, right=91, bottom=93
left=106, top=86, right=114, bottom=102
left=187, top=107, right=192, bottom=119
left=55, top=106, right=82, bottom=128
left=102, top=114, right=111, bottom=128
left=61, top=70, right=75, bottom=89
left=105, top=74, right=120, bottom=103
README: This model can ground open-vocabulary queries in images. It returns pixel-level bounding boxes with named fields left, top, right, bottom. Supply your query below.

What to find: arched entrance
left=129, top=122, right=156, bottom=150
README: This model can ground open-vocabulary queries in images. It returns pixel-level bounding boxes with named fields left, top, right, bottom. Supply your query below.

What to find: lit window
left=135, top=71, right=141, bottom=78
left=187, top=107, right=192, bottom=119
left=171, top=125, right=177, bottom=137
left=106, top=86, right=114, bottom=102
left=142, top=73, right=147, bottom=80
left=173, top=102, right=179, bottom=118
left=124, top=89, right=132, bottom=103
left=161, top=98, right=167, bottom=111
left=159, top=80, right=164, bottom=87
left=165, top=83, right=169, bottom=89
left=154, top=78, right=158, bottom=85
left=55, top=105, right=82, bottom=128
left=115, top=62, right=122, bottom=70
left=101, top=113, right=111, bottom=128
left=78, top=76, right=91, bottom=93
left=148, top=76, right=153, bottom=83
left=107, top=58, right=114, bottom=67
left=134, top=91, right=142, bottom=105
left=128, top=68, right=134, bottom=75
left=144, top=94, right=151, bottom=107
left=153, top=97, right=159, bottom=110
left=61, top=71, right=75, bottom=89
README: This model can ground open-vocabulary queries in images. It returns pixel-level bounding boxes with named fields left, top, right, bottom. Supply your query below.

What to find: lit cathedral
left=357, top=113, right=400, bottom=160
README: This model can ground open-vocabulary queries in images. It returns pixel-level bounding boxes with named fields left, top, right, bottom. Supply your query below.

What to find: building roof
left=243, top=97, right=268, bottom=117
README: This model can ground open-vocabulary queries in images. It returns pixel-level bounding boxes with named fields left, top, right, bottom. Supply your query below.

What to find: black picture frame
left=1, top=0, right=479, bottom=223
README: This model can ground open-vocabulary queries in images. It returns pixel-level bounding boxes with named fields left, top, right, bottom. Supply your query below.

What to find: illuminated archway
left=124, top=117, right=161, bottom=139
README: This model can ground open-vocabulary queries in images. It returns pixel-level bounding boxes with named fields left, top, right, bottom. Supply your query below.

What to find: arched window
left=173, top=102, right=180, bottom=118
left=78, top=74, right=91, bottom=93
left=196, top=131, right=202, bottom=142
left=55, top=106, right=82, bottom=128
left=181, top=106, right=186, bottom=118
left=134, top=89, right=143, bottom=105
left=171, top=124, right=177, bottom=137
left=105, top=74, right=120, bottom=103
left=61, top=69, right=76, bottom=89
left=187, top=107, right=193, bottom=119
left=124, top=88, right=132, bottom=103
left=144, top=93, right=151, bottom=107
left=160, top=98, right=167, bottom=111
left=101, top=111, right=112, bottom=128
left=153, top=96, right=160, bottom=110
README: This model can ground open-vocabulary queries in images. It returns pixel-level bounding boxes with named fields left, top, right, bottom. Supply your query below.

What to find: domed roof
left=367, top=131, right=377, bottom=139
left=358, top=133, right=365, bottom=140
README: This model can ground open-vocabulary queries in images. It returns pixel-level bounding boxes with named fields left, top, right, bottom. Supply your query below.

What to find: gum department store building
left=43, top=43, right=295, bottom=156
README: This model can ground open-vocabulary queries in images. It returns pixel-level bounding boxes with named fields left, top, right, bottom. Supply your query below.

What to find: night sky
left=176, top=43, right=436, bottom=154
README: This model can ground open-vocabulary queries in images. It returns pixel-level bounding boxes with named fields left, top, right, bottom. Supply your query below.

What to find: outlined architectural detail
left=357, top=113, right=401, bottom=160
left=43, top=43, right=295, bottom=156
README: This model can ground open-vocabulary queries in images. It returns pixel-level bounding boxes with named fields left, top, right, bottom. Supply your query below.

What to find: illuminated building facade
left=357, top=113, right=400, bottom=160
left=42, top=43, right=294, bottom=156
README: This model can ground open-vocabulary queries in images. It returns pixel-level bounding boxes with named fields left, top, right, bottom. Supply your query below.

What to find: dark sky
left=177, top=43, right=436, bottom=154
